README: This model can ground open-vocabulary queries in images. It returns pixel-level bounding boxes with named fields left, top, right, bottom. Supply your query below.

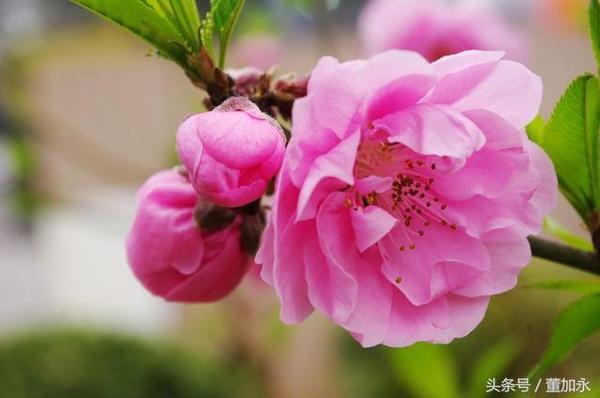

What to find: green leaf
left=138, top=0, right=201, bottom=51
left=590, top=0, right=600, bottom=69
left=167, top=0, right=201, bottom=51
left=544, top=218, right=594, bottom=251
left=210, top=0, right=246, bottom=68
left=530, top=293, right=600, bottom=378
left=388, top=343, right=459, bottom=398
left=70, top=0, right=188, bottom=64
left=525, top=279, right=600, bottom=295
left=542, top=74, right=600, bottom=222
left=467, top=337, right=520, bottom=398
left=200, top=8, right=216, bottom=59
left=526, top=115, right=545, bottom=146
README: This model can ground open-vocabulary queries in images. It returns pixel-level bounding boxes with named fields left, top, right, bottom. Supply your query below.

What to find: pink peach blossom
left=359, top=0, right=527, bottom=62
left=177, top=97, right=285, bottom=208
left=257, top=50, right=557, bottom=347
left=126, top=169, right=250, bottom=302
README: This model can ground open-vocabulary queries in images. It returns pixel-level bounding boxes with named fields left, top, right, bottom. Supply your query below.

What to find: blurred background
left=0, top=0, right=599, bottom=397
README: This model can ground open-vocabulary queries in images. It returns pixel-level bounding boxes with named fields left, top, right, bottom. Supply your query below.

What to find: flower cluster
left=127, top=97, right=285, bottom=302
left=127, top=48, right=556, bottom=345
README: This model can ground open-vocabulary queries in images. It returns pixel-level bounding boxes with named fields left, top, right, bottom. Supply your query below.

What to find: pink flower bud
left=177, top=97, right=285, bottom=208
left=126, top=169, right=250, bottom=302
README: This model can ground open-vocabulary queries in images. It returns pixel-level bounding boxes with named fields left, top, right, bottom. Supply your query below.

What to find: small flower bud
left=126, top=169, right=250, bottom=303
left=177, top=97, right=285, bottom=208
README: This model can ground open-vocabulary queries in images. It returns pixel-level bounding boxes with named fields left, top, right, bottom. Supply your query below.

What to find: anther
left=395, top=277, right=402, bottom=284
left=409, top=244, right=416, bottom=250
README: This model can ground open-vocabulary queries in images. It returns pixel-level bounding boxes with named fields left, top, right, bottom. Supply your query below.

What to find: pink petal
left=127, top=170, right=203, bottom=280
left=207, top=179, right=267, bottom=208
left=383, top=294, right=489, bottom=347
left=373, top=103, right=485, bottom=158
left=166, top=226, right=249, bottom=302
left=379, top=222, right=491, bottom=305
left=274, top=221, right=315, bottom=323
left=526, top=140, right=558, bottom=224
left=350, top=206, right=397, bottom=252
left=256, top=213, right=275, bottom=285
left=453, top=226, right=531, bottom=297
left=429, top=60, right=542, bottom=127
left=366, top=74, right=437, bottom=123
left=198, top=110, right=282, bottom=169
left=432, top=50, right=505, bottom=77
left=355, top=175, right=393, bottom=194
left=358, top=50, right=434, bottom=93
left=304, top=195, right=360, bottom=323
left=265, top=165, right=315, bottom=324
left=296, top=130, right=360, bottom=221
left=302, top=56, right=365, bottom=141
left=342, top=251, right=393, bottom=347
left=427, top=295, right=490, bottom=344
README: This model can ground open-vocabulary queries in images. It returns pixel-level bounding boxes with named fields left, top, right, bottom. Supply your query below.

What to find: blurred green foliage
left=7, top=135, right=38, bottom=221
left=0, top=329, right=231, bottom=398
left=524, top=0, right=600, bottom=379
left=340, top=335, right=519, bottom=398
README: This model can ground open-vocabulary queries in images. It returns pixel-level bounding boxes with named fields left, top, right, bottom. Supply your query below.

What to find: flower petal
left=350, top=206, right=397, bottom=252
left=166, top=226, right=249, bottom=302
left=296, top=130, right=360, bottom=221
left=373, top=103, right=485, bottom=158
left=429, top=60, right=542, bottom=127
left=432, top=50, right=505, bottom=77
left=379, top=222, right=490, bottom=305
left=453, top=226, right=531, bottom=297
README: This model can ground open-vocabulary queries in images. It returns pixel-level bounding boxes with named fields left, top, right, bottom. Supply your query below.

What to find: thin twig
left=528, top=236, right=600, bottom=276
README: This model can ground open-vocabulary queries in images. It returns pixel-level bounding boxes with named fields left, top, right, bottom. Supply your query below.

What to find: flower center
left=349, top=139, right=457, bottom=251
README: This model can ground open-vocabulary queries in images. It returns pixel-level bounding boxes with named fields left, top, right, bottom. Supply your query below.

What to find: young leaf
left=544, top=218, right=594, bottom=251
left=590, top=0, right=600, bottom=70
left=210, top=0, right=246, bottom=68
left=167, top=0, right=202, bottom=51
left=525, top=279, right=600, bottom=295
left=137, top=0, right=201, bottom=51
left=467, top=337, right=520, bottom=398
left=526, top=115, right=545, bottom=146
left=200, top=8, right=216, bottom=60
left=388, top=343, right=459, bottom=398
left=542, top=74, right=600, bottom=223
left=70, top=0, right=187, bottom=64
left=529, top=293, right=600, bottom=378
